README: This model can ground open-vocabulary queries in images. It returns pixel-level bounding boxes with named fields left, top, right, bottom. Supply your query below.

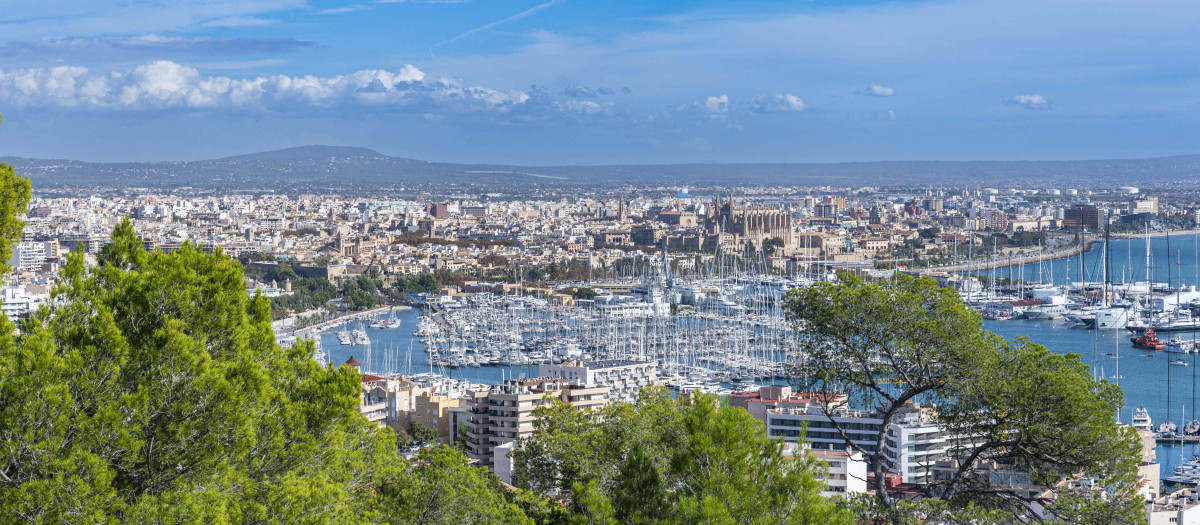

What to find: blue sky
left=1, top=0, right=1200, bottom=164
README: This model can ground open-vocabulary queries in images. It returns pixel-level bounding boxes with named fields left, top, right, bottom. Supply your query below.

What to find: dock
left=1155, top=436, right=1200, bottom=445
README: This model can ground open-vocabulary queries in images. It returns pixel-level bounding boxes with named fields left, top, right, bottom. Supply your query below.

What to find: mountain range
left=5, top=145, right=1200, bottom=192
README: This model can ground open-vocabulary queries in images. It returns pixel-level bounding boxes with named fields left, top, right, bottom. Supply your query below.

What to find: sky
left=1, top=0, right=1200, bottom=164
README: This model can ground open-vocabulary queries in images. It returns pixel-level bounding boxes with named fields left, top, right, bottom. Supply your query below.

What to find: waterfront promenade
left=925, top=239, right=1096, bottom=273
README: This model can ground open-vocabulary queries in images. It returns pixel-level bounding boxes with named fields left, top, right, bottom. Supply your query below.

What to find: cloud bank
left=0, top=61, right=533, bottom=113
left=749, top=93, right=807, bottom=113
left=858, top=85, right=895, bottom=97
left=1008, top=94, right=1049, bottom=110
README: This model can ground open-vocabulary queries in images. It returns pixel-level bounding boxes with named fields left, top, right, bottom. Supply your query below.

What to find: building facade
left=459, top=377, right=608, bottom=469
left=538, top=359, right=657, bottom=402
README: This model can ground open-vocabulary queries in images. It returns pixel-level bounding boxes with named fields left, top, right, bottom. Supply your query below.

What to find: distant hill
left=5, top=145, right=1200, bottom=192
left=215, top=145, right=389, bottom=162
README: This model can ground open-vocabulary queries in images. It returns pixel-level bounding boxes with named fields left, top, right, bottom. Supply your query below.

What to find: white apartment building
left=767, top=406, right=885, bottom=454
left=763, top=402, right=962, bottom=485
left=883, top=408, right=961, bottom=485
left=810, top=448, right=868, bottom=496
left=1, top=285, right=48, bottom=322
left=1148, top=487, right=1200, bottom=525
left=782, top=443, right=868, bottom=496
left=9, top=241, right=45, bottom=272
left=538, top=359, right=657, bottom=402
left=459, top=377, right=608, bottom=469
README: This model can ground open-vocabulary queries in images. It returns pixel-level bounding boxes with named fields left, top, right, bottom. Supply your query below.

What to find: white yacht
left=1132, top=405, right=1153, bottom=432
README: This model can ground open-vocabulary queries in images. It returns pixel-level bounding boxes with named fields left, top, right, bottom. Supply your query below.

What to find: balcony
left=359, top=402, right=387, bottom=414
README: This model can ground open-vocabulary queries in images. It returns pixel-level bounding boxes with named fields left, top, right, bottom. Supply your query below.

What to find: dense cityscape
left=1, top=172, right=1197, bottom=521
left=5, top=0, right=1200, bottom=523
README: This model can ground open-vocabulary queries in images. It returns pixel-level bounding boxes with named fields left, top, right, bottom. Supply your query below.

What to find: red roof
left=362, top=374, right=384, bottom=382
left=344, top=356, right=362, bottom=367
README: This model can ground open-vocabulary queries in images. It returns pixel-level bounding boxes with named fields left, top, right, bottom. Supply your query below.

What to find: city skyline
left=2, top=0, right=1200, bottom=165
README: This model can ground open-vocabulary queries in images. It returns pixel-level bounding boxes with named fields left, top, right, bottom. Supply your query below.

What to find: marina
left=290, top=230, right=1200, bottom=481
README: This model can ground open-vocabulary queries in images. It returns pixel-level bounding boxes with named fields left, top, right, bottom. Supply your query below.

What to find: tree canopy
left=784, top=274, right=1142, bottom=520
left=513, top=387, right=851, bottom=524
left=0, top=216, right=533, bottom=524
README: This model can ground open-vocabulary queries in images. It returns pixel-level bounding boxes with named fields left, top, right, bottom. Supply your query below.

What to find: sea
left=319, top=233, right=1200, bottom=477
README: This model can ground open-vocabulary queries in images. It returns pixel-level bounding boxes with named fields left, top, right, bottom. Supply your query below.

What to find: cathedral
left=703, top=195, right=793, bottom=253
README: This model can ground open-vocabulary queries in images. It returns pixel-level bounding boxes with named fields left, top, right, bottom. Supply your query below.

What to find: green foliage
left=342, top=275, right=381, bottom=310
left=513, top=388, right=851, bottom=524
left=571, top=287, right=598, bottom=300
left=282, top=228, right=319, bottom=237
left=785, top=274, right=1143, bottom=519
left=0, top=218, right=396, bottom=523
left=480, top=254, right=509, bottom=267
left=0, top=162, right=31, bottom=274
left=244, top=262, right=338, bottom=317
left=237, top=251, right=276, bottom=264
left=377, top=446, right=532, bottom=525
left=513, top=386, right=686, bottom=498
left=570, top=480, right=617, bottom=525
left=394, top=273, right=440, bottom=294
left=610, top=444, right=666, bottom=524
left=668, top=396, right=848, bottom=525
left=762, top=236, right=786, bottom=256
left=409, top=422, right=439, bottom=444
left=394, top=426, right=414, bottom=448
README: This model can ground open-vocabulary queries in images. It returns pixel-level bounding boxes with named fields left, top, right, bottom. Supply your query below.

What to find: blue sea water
left=319, top=234, right=1200, bottom=477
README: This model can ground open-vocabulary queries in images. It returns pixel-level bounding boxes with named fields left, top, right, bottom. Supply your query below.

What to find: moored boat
left=1131, top=329, right=1165, bottom=351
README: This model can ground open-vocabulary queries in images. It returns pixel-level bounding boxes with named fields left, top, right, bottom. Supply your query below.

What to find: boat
left=1166, top=338, right=1199, bottom=354
left=1164, top=454, right=1200, bottom=485
left=1131, top=329, right=1164, bottom=350
left=1171, top=359, right=1188, bottom=366
left=337, top=331, right=353, bottom=345
left=1146, top=353, right=1156, bottom=357
left=1133, top=405, right=1153, bottom=432
left=1186, top=420, right=1200, bottom=436
left=352, top=329, right=370, bottom=345
left=1158, top=419, right=1178, bottom=436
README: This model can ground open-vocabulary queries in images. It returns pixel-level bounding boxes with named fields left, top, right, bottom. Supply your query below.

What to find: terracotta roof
left=344, top=356, right=362, bottom=367
left=362, top=374, right=384, bottom=382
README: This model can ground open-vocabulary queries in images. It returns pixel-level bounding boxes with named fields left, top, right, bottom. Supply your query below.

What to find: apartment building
left=413, top=390, right=462, bottom=442
left=1147, top=488, right=1200, bottom=524
left=754, top=398, right=954, bottom=484
left=459, top=377, right=608, bottom=469
left=782, top=444, right=868, bottom=496
left=882, top=406, right=963, bottom=485
left=538, top=359, right=657, bottom=402
left=766, top=405, right=885, bottom=454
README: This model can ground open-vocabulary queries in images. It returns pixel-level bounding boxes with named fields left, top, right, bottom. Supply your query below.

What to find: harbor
left=288, top=228, right=1200, bottom=482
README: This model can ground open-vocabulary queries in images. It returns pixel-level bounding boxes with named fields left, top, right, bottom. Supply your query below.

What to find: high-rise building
left=458, top=377, right=608, bottom=469
left=1063, top=204, right=1100, bottom=230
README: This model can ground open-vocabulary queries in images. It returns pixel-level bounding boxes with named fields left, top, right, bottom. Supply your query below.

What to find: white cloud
left=201, top=16, right=280, bottom=28
left=749, top=93, right=807, bottom=113
left=0, top=61, right=537, bottom=114
left=703, top=94, right=729, bottom=116
left=858, top=85, right=895, bottom=97
left=318, top=5, right=372, bottom=15
left=1008, top=94, right=1049, bottom=110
